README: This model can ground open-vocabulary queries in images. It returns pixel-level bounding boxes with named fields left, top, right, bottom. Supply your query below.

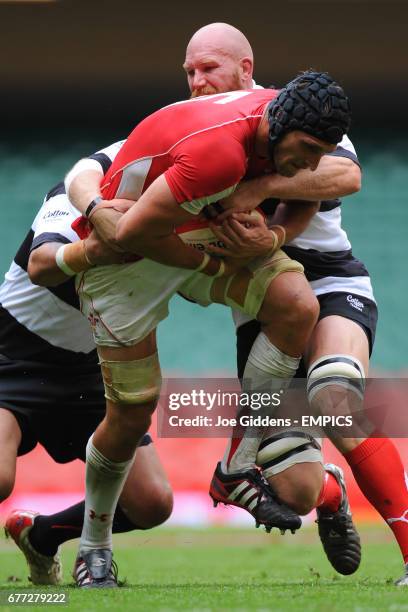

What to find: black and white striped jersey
left=288, top=136, right=357, bottom=252
left=0, top=188, right=93, bottom=363
left=284, top=135, right=375, bottom=304
left=249, top=135, right=375, bottom=305
left=0, top=142, right=123, bottom=365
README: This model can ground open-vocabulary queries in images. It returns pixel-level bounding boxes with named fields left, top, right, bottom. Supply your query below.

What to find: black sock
left=28, top=501, right=141, bottom=556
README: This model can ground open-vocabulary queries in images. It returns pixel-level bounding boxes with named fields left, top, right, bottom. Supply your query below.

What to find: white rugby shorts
left=77, top=250, right=302, bottom=348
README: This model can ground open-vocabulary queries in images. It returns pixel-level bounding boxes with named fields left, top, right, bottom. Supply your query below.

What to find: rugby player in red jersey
left=62, top=73, right=350, bottom=586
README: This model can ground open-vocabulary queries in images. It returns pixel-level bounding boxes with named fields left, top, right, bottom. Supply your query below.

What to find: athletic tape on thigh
left=99, top=353, right=162, bottom=405
left=225, top=250, right=304, bottom=319
left=307, top=354, right=365, bottom=403
left=256, top=430, right=323, bottom=477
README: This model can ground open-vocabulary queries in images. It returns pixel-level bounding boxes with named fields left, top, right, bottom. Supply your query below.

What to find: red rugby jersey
left=101, top=89, right=278, bottom=215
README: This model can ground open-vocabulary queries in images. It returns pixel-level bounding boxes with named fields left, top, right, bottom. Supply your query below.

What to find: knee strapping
left=307, top=354, right=365, bottom=403
left=225, top=250, right=304, bottom=319
left=257, top=431, right=322, bottom=477
left=99, top=352, right=162, bottom=405
left=245, top=332, right=300, bottom=378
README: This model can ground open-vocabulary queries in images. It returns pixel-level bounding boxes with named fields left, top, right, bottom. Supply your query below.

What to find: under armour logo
left=89, top=510, right=109, bottom=522
left=387, top=509, right=408, bottom=525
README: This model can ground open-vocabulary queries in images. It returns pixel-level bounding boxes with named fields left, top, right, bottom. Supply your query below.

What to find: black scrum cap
left=268, top=71, right=351, bottom=157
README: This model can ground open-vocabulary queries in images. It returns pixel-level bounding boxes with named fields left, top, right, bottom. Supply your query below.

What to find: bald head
left=184, top=23, right=254, bottom=97
left=186, top=23, right=253, bottom=64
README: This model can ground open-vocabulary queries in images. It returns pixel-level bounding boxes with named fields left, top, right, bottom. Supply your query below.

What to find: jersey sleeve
left=164, top=135, right=247, bottom=215
left=31, top=194, right=81, bottom=251
left=327, top=135, right=360, bottom=167
left=64, top=140, right=126, bottom=193
left=88, top=140, right=126, bottom=173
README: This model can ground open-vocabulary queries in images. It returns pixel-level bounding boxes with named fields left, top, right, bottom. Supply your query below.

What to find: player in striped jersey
left=1, top=184, right=173, bottom=585
left=186, top=24, right=408, bottom=584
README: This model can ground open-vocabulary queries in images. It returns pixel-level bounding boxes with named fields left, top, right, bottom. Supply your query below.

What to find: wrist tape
left=268, top=225, right=286, bottom=254
left=55, top=242, right=94, bottom=276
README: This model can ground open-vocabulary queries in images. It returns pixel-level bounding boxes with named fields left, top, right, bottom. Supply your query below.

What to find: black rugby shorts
left=0, top=355, right=152, bottom=462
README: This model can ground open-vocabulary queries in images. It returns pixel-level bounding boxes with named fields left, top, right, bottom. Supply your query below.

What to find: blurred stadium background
left=0, top=0, right=407, bottom=531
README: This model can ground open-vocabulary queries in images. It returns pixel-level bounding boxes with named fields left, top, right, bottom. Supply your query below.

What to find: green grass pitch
left=0, top=525, right=407, bottom=611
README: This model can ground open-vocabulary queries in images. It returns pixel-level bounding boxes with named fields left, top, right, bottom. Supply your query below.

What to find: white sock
left=79, top=436, right=134, bottom=553
left=222, top=332, right=300, bottom=474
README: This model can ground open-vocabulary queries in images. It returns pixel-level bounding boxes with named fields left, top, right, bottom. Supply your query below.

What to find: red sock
left=317, top=471, right=342, bottom=513
left=345, top=436, right=408, bottom=564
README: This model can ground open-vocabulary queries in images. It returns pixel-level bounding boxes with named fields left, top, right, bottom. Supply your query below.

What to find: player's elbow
left=27, top=263, right=50, bottom=287
left=342, top=164, right=361, bottom=195
left=28, top=253, right=64, bottom=287
left=27, top=264, right=55, bottom=287
left=27, top=257, right=48, bottom=286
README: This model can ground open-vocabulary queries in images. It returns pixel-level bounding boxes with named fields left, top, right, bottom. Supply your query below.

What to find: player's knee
left=100, top=353, right=162, bottom=406
left=261, top=284, right=318, bottom=332
left=276, top=482, right=320, bottom=516
left=123, top=479, right=173, bottom=528
left=140, top=482, right=174, bottom=528
left=307, top=354, right=366, bottom=427
left=289, top=290, right=319, bottom=332
left=308, top=354, right=365, bottom=399
left=257, top=432, right=323, bottom=515
left=269, top=467, right=323, bottom=515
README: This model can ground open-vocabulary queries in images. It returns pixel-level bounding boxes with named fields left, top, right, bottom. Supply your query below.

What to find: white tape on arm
left=55, top=245, right=76, bottom=276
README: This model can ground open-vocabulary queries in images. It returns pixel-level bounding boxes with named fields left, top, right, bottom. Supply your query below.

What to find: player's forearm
left=28, top=243, right=73, bottom=286
left=268, top=201, right=320, bottom=243
left=258, top=157, right=361, bottom=201
left=116, top=226, right=220, bottom=275
left=29, top=231, right=134, bottom=286
left=65, top=168, right=104, bottom=214
left=115, top=174, right=221, bottom=275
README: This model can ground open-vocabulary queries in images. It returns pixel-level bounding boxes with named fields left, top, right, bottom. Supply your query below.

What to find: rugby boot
left=209, top=462, right=301, bottom=533
left=5, top=509, right=62, bottom=585
left=316, top=464, right=361, bottom=575
left=395, top=564, right=408, bottom=586
left=73, top=549, right=118, bottom=588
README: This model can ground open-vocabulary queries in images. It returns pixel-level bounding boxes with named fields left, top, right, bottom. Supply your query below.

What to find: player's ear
left=240, top=58, right=253, bottom=84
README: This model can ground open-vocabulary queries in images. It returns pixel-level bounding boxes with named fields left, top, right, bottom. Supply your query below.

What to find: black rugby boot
left=316, top=464, right=361, bottom=575
left=210, top=462, right=301, bottom=533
